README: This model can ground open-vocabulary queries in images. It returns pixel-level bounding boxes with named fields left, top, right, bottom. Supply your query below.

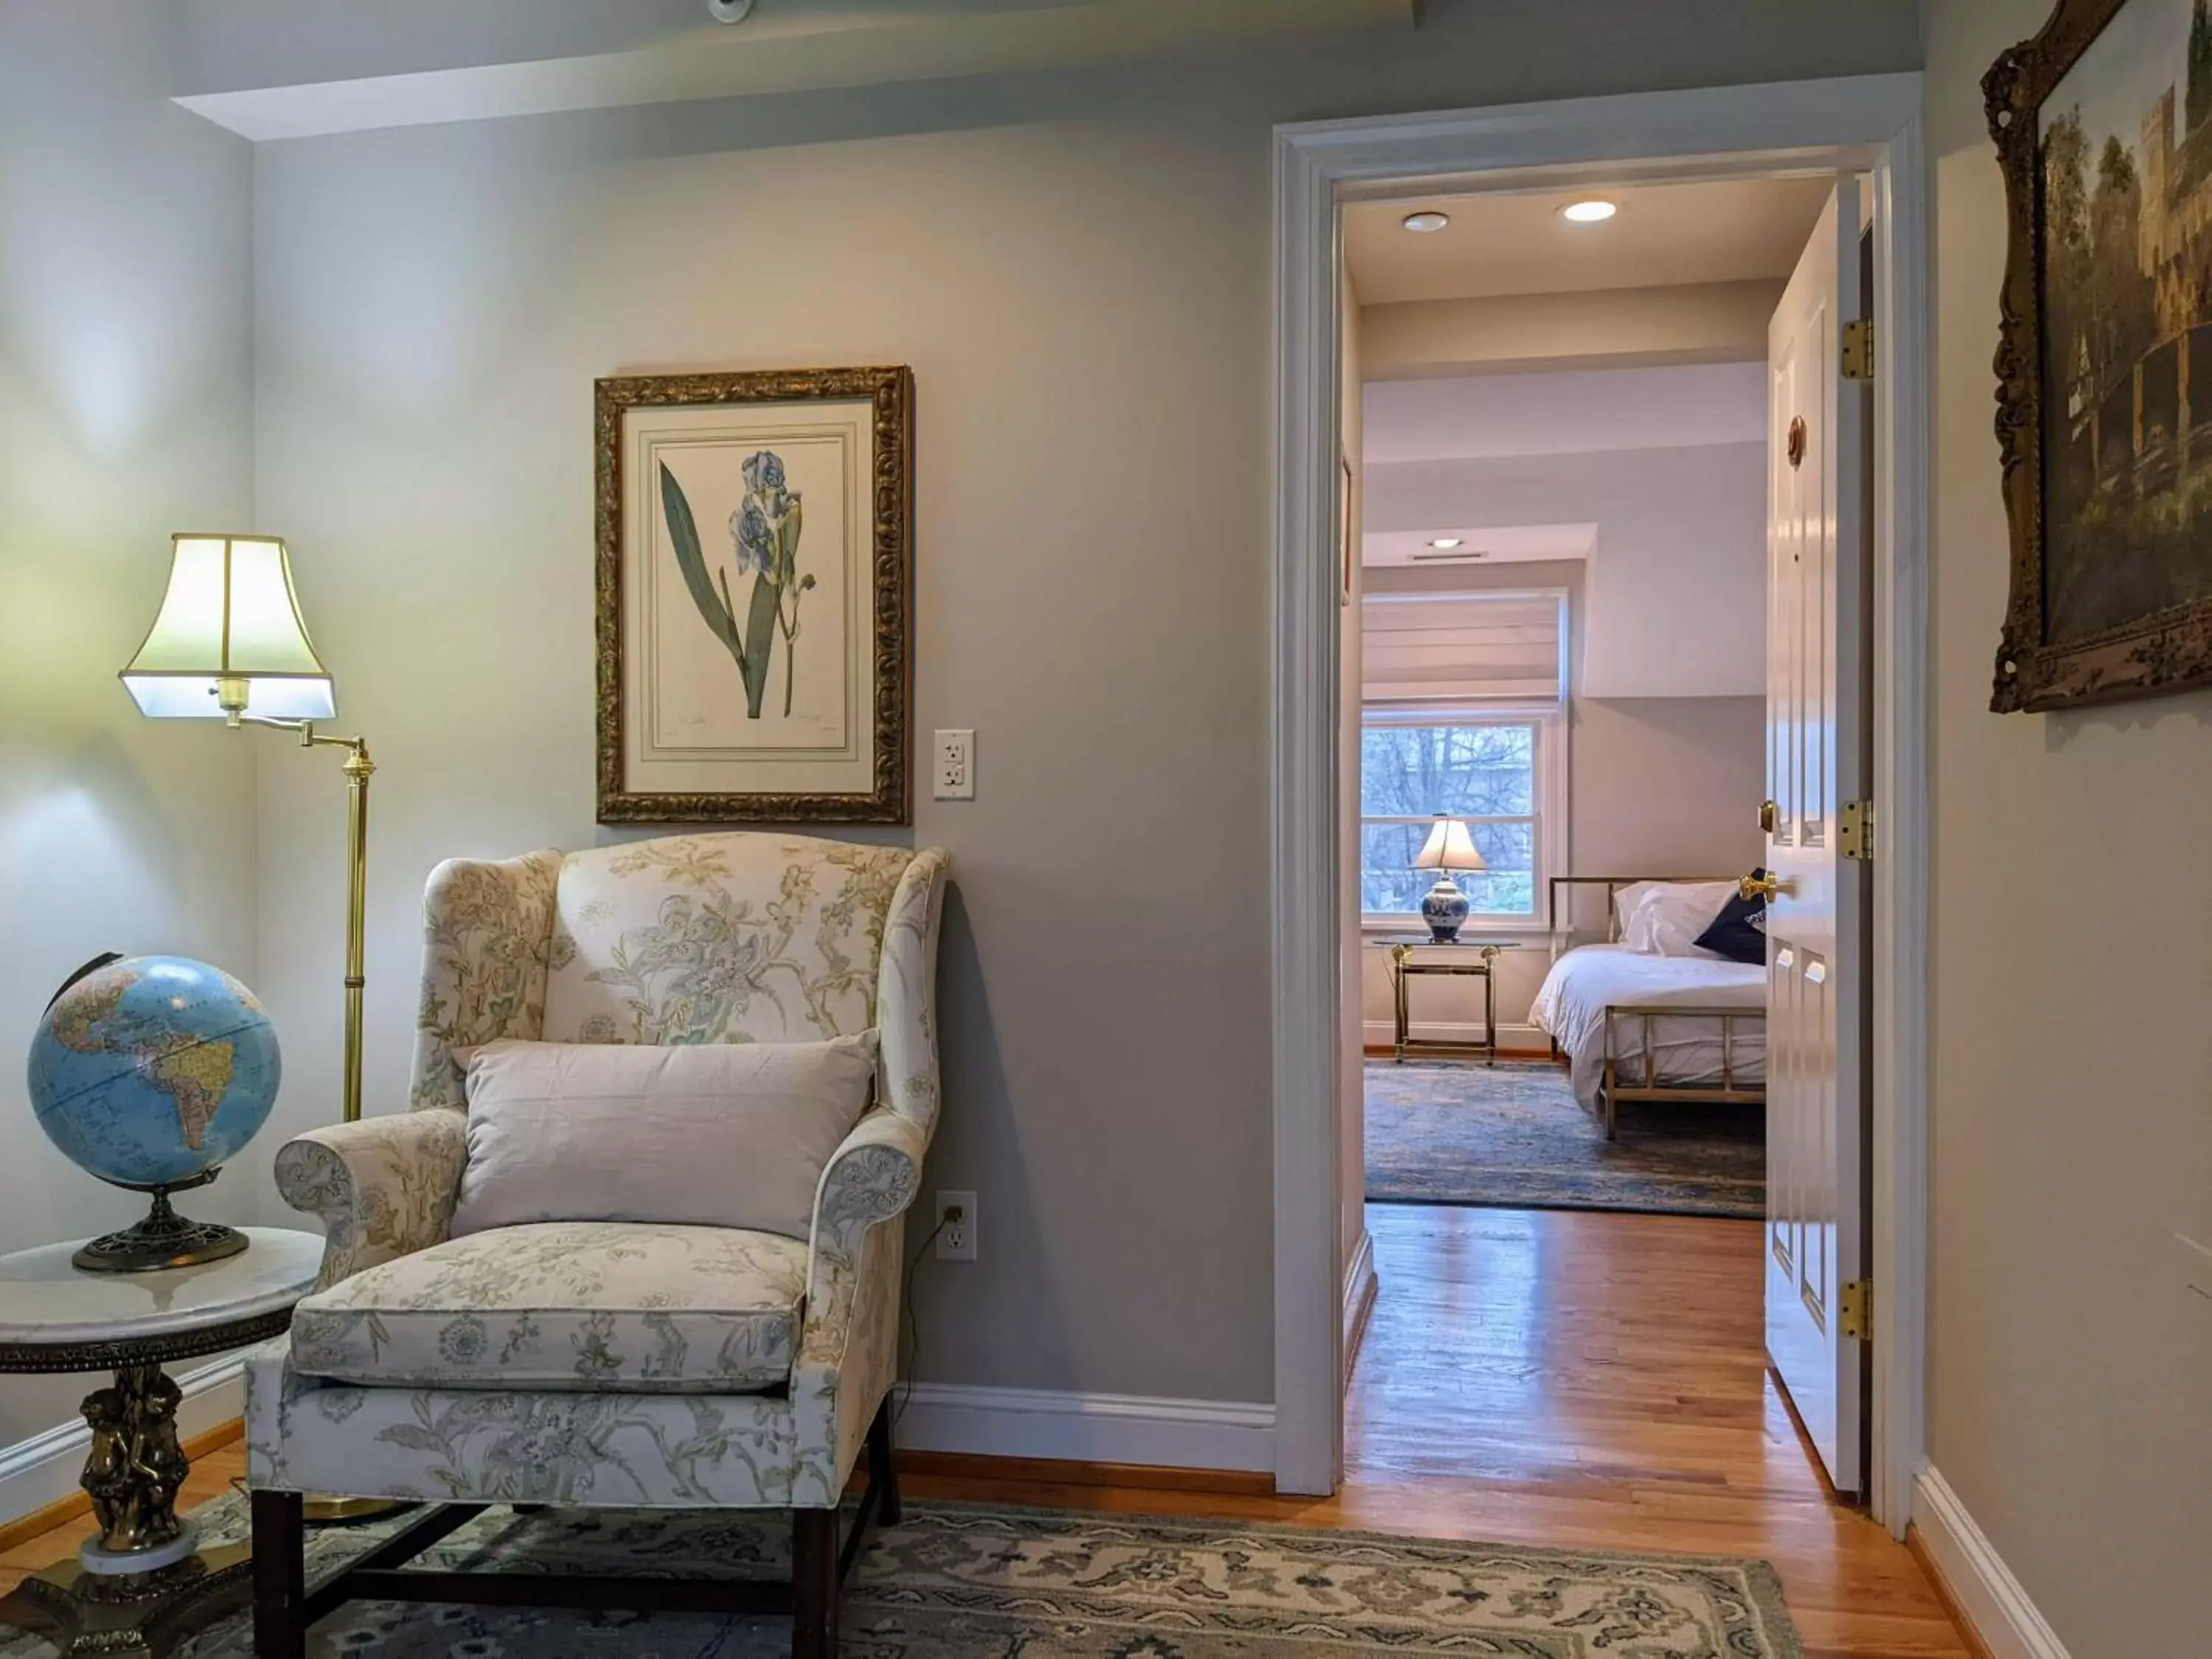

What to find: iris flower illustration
left=660, top=451, right=815, bottom=719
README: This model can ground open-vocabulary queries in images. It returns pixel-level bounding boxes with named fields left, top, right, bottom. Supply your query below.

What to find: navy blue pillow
left=1694, top=872, right=1767, bottom=965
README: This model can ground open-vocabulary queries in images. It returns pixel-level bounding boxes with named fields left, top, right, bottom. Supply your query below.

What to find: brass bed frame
left=1545, top=875, right=1767, bottom=1138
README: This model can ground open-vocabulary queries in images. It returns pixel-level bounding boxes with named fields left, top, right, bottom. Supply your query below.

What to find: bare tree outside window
left=1360, top=722, right=1537, bottom=915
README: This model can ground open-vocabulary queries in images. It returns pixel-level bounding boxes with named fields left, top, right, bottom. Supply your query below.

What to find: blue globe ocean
left=27, top=956, right=280, bottom=1190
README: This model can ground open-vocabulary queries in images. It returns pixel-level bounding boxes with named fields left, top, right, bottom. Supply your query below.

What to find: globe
left=27, top=955, right=281, bottom=1192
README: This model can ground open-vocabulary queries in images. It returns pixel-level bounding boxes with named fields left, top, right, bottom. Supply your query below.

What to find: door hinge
left=1840, top=317, right=1875, bottom=383
left=1838, top=798, right=1874, bottom=860
left=1840, top=1279, right=1874, bottom=1343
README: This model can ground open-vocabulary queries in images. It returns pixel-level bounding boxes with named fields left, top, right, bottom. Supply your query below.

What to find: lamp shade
left=120, top=535, right=335, bottom=720
left=1411, top=816, right=1487, bottom=874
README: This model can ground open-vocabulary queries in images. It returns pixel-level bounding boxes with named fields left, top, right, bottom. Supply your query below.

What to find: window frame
left=1357, top=703, right=1570, bottom=936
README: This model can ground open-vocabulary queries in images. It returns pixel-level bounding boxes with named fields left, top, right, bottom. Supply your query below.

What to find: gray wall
left=244, top=1, right=1920, bottom=1411
left=0, top=2, right=259, bottom=1447
left=1571, top=698, right=1765, bottom=877
left=1925, top=3, right=2212, bottom=1649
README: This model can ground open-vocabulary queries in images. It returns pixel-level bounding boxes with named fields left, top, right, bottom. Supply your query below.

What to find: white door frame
left=1270, top=72, right=1929, bottom=1534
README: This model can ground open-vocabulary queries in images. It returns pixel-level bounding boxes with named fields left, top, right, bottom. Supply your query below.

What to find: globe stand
left=72, top=1172, right=246, bottom=1275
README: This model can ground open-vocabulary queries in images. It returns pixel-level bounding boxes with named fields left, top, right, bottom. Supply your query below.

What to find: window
left=1360, top=716, right=1548, bottom=921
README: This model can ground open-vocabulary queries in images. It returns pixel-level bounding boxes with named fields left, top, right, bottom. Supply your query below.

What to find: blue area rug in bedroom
left=1365, top=1059, right=1764, bottom=1219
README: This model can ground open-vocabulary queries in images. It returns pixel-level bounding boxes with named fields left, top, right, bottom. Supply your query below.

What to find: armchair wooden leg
left=251, top=1489, right=308, bottom=1659
left=867, top=1397, right=901, bottom=1528
left=791, top=1508, right=838, bottom=1659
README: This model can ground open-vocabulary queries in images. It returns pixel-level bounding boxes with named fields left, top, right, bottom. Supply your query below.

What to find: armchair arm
left=788, top=1107, right=925, bottom=1504
left=804, top=1107, right=927, bottom=1276
left=274, top=1111, right=470, bottom=1289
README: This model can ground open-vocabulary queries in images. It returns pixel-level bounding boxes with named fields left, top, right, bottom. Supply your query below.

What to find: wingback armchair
left=246, top=832, right=948, bottom=1659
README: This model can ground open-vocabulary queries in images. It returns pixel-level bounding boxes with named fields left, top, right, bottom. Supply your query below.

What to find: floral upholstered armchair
left=245, top=832, right=948, bottom=1659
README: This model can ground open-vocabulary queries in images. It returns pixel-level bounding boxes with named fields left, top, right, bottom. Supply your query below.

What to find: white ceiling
left=1362, top=523, right=1596, bottom=569
left=1363, top=362, right=1766, bottom=465
left=174, top=0, right=1413, bottom=140
left=1344, top=175, right=1837, bottom=305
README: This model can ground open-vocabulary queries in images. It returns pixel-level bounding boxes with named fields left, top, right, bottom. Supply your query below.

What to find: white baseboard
left=0, top=1357, right=244, bottom=1528
left=1340, top=1228, right=1378, bottom=1391
left=897, top=1383, right=1273, bottom=1473
left=1912, top=1466, right=2071, bottom=1659
left=1363, top=1020, right=1547, bottom=1049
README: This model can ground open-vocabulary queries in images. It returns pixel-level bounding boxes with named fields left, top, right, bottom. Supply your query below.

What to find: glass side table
left=1374, top=936, right=1522, bottom=1065
left=0, top=1227, right=322, bottom=1658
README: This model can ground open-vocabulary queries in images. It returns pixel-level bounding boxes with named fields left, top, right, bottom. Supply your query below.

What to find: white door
left=1764, top=180, right=1869, bottom=1497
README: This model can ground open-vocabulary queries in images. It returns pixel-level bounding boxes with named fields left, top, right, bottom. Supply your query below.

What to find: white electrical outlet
left=935, top=1191, right=977, bottom=1261
left=933, top=730, right=975, bottom=800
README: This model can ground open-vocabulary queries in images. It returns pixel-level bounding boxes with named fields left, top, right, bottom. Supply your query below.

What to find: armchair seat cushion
left=288, top=1221, right=807, bottom=1394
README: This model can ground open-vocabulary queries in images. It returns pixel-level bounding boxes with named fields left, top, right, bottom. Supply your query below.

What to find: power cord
left=895, top=1203, right=956, bottom=1425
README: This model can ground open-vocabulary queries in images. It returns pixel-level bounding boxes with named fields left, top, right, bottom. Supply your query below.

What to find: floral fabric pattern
left=410, top=851, right=561, bottom=1110
left=275, top=1113, right=470, bottom=1289
left=541, top=835, right=913, bottom=1047
left=248, top=1342, right=799, bottom=1505
left=259, top=831, right=949, bottom=1519
left=877, top=849, right=948, bottom=1133
left=289, top=1222, right=807, bottom=1394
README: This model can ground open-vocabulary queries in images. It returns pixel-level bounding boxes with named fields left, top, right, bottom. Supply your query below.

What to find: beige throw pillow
left=450, top=1034, right=877, bottom=1242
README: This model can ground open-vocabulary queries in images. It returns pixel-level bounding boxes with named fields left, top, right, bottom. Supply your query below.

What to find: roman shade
left=1360, top=589, right=1566, bottom=708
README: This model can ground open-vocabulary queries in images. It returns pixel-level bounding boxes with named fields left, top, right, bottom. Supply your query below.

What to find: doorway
left=1270, top=74, right=1930, bottom=1534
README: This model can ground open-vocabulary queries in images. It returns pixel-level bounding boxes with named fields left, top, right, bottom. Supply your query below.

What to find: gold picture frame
left=1989, top=0, right=2212, bottom=710
left=594, top=366, right=913, bottom=821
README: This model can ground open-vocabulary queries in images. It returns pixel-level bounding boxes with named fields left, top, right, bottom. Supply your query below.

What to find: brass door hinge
left=1840, top=1279, right=1874, bottom=1343
left=1840, top=318, right=1875, bottom=383
left=1838, top=799, right=1874, bottom=860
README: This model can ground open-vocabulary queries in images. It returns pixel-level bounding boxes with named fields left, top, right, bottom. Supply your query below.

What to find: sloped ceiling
left=170, top=0, right=1416, bottom=140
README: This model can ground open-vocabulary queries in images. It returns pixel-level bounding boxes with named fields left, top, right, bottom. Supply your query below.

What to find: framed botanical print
left=595, top=366, right=913, bottom=821
left=1989, top=0, right=2212, bottom=709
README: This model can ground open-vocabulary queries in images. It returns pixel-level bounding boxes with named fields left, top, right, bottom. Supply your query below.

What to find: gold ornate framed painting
left=595, top=367, right=912, bottom=822
left=1989, top=0, right=2212, bottom=709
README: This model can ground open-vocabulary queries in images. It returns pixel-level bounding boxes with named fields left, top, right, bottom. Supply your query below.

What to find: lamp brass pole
left=232, top=703, right=400, bottom=1523
left=232, top=712, right=373, bottom=1125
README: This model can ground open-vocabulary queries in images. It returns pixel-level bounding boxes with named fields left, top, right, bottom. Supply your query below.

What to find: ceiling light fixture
left=707, top=0, right=756, bottom=22
left=1427, top=537, right=1464, bottom=549
left=1402, top=210, right=1450, bottom=234
left=1560, top=199, right=1618, bottom=223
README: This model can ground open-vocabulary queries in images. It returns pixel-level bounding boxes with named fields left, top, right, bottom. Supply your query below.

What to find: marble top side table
left=0, top=1226, right=321, bottom=1658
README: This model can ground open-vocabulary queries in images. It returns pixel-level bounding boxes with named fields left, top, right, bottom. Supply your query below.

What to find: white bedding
left=1529, top=944, right=1766, bottom=1109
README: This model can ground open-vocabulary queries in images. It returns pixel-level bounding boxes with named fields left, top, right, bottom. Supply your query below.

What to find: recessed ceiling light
left=1427, top=536, right=1464, bottom=549
left=1560, top=199, right=1618, bottom=223
left=1402, top=210, right=1450, bottom=234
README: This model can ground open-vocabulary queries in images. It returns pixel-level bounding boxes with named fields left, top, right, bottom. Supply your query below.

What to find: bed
left=1530, top=876, right=1767, bottom=1136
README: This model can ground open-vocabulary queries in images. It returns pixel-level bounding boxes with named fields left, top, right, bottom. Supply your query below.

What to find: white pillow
left=450, top=1034, right=877, bottom=1242
left=1622, top=881, right=1738, bottom=959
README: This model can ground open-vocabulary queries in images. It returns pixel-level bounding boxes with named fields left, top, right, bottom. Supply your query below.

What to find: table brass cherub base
left=0, top=1360, right=254, bottom=1658
left=0, top=1545, right=252, bottom=1659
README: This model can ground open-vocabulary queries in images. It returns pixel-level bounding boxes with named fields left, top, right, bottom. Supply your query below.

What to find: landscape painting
left=595, top=368, right=912, bottom=821
left=1989, top=0, right=2212, bottom=708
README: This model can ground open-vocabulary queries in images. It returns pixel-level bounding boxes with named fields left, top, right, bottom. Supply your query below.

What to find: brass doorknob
left=1759, top=799, right=1780, bottom=833
left=1740, top=872, right=1791, bottom=901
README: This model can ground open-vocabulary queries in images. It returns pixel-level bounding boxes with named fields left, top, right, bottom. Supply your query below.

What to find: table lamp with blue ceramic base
left=1413, top=815, right=1487, bottom=942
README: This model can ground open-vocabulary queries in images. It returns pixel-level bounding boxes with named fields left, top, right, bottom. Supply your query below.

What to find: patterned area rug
left=0, top=1494, right=1802, bottom=1658
left=1366, top=1059, right=1765, bottom=1219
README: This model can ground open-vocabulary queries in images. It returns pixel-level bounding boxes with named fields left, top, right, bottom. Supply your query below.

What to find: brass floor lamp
left=122, top=532, right=394, bottom=1522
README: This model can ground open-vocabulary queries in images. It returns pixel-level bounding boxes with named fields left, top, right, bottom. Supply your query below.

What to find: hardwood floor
left=0, top=1204, right=1969, bottom=1657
